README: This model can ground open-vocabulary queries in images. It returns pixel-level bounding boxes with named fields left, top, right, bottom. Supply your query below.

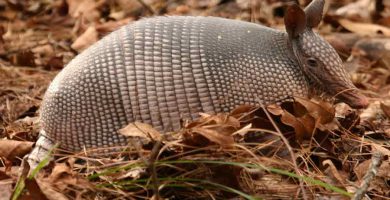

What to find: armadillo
left=27, top=0, right=368, bottom=167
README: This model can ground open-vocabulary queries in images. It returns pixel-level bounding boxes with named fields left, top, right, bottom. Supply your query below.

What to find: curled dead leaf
left=66, top=0, right=104, bottom=22
left=48, top=163, right=92, bottom=191
left=118, top=122, right=162, bottom=141
left=35, top=179, right=69, bottom=200
left=10, top=50, right=36, bottom=67
left=232, top=123, right=252, bottom=136
left=95, top=18, right=134, bottom=34
left=0, top=140, right=33, bottom=160
left=323, top=159, right=348, bottom=186
left=276, top=98, right=337, bottom=141
left=334, top=0, right=373, bottom=22
left=266, top=104, right=284, bottom=116
left=339, top=19, right=390, bottom=37
left=71, top=26, right=98, bottom=52
left=280, top=111, right=309, bottom=141
left=191, top=127, right=235, bottom=147
left=294, top=97, right=335, bottom=124
left=22, top=178, right=50, bottom=200
left=44, top=56, right=64, bottom=70
left=380, top=102, right=390, bottom=119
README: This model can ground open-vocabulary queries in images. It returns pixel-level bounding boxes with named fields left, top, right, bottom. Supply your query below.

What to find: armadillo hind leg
left=26, top=130, right=55, bottom=170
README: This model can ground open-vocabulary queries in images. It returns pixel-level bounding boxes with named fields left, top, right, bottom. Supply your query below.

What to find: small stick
left=352, top=152, right=383, bottom=200
left=245, top=80, right=309, bottom=200
left=136, top=0, right=156, bottom=15
left=259, top=104, right=309, bottom=200
left=148, top=140, right=163, bottom=200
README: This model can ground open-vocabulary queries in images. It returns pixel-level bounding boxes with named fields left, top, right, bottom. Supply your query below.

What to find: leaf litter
left=1, top=0, right=390, bottom=199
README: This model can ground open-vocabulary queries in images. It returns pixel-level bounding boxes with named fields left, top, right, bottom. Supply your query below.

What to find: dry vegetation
left=1, top=0, right=390, bottom=199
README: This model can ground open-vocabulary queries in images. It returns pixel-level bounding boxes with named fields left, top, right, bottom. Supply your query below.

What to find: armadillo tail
left=26, top=130, right=55, bottom=170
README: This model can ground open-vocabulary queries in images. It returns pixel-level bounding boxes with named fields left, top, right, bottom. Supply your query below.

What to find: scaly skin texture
left=39, top=16, right=307, bottom=153
left=27, top=0, right=368, bottom=168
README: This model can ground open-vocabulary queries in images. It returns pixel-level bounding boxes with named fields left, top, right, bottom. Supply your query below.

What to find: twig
left=128, top=136, right=163, bottom=199
left=352, top=152, right=383, bottom=200
left=244, top=82, right=309, bottom=199
left=136, top=0, right=156, bottom=15
left=259, top=104, right=309, bottom=200
left=148, top=140, right=163, bottom=200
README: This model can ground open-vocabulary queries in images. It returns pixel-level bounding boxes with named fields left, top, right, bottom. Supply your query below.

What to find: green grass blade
left=97, top=177, right=261, bottom=200
left=28, top=143, right=59, bottom=179
left=12, top=143, right=58, bottom=200
left=88, top=159, right=351, bottom=197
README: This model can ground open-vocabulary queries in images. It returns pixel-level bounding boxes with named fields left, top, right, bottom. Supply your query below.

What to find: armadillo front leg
left=26, top=130, right=55, bottom=170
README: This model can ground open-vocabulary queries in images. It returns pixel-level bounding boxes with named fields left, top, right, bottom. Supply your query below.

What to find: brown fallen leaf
left=352, top=38, right=390, bottom=62
left=294, top=97, right=335, bottom=124
left=191, top=127, right=235, bottom=147
left=334, top=0, right=373, bottom=22
left=35, top=180, right=69, bottom=200
left=280, top=110, right=309, bottom=141
left=118, top=121, right=162, bottom=141
left=0, top=170, right=10, bottom=180
left=95, top=18, right=134, bottom=34
left=0, top=180, right=13, bottom=200
left=20, top=178, right=50, bottom=200
left=380, top=102, right=390, bottom=119
left=0, top=170, right=12, bottom=200
left=98, top=166, right=145, bottom=182
left=10, top=50, right=36, bottom=67
left=371, top=143, right=390, bottom=157
left=0, top=140, right=33, bottom=160
left=44, top=56, right=64, bottom=70
left=323, top=159, right=348, bottom=187
left=66, top=0, right=104, bottom=22
left=230, top=105, right=257, bottom=117
left=71, top=26, right=98, bottom=52
left=48, top=163, right=92, bottom=191
left=339, top=19, right=390, bottom=37
left=325, top=33, right=362, bottom=59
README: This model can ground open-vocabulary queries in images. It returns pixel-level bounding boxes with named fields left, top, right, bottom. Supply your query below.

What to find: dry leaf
left=0, top=140, right=33, bottom=160
left=280, top=110, right=308, bottom=141
left=119, top=122, right=161, bottom=140
left=339, top=19, right=390, bottom=37
left=99, top=166, right=145, bottom=182
left=371, top=143, right=390, bottom=157
left=35, top=180, right=69, bottom=200
left=44, top=56, right=64, bottom=70
left=191, top=127, right=235, bottom=147
left=66, top=0, right=103, bottom=22
left=48, top=163, right=92, bottom=191
left=323, top=159, right=348, bottom=186
left=96, top=18, right=134, bottom=34
left=334, top=0, right=373, bottom=22
left=380, top=102, right=390, bottom=119
left=294, top=97, right=335, bottom=124
left=325, top=33, right=361, bottom=58
left=230, top=105, right=257, bottom=117
left=71, top=26, right=98, bottom=52
left=22, top=178, right=50, bottom=200
left=232, top=123, right=252, bottom=136
left=267, top=104, right=284, bottom=116
left=0, top=171, right=12, bottom=200
left=10, top=50, right=36, bottom=67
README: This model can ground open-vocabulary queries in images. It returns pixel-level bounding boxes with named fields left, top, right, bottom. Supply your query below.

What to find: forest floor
left=1, top=0, right=390, bottom=199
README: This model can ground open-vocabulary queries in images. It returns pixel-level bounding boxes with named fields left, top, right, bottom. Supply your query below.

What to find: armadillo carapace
left=27, top=0, right=368, bottom=167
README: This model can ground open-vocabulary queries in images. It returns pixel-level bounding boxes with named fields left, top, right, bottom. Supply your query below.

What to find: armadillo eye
left=307, top=58, right=318, bottom=67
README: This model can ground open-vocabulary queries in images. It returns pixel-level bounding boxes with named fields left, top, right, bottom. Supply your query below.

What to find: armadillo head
left=284, top=0, right=368, bottom=109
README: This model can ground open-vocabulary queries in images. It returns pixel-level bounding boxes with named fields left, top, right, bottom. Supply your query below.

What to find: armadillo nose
left=337, top=90, right=369, bottom=109
left=349, top=95, right=369, bottom=109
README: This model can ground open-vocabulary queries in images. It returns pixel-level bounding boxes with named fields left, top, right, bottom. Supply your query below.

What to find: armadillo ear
left=284, top=4, right=306, bottom=39
left=304, top=0, right=325, bottom=28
